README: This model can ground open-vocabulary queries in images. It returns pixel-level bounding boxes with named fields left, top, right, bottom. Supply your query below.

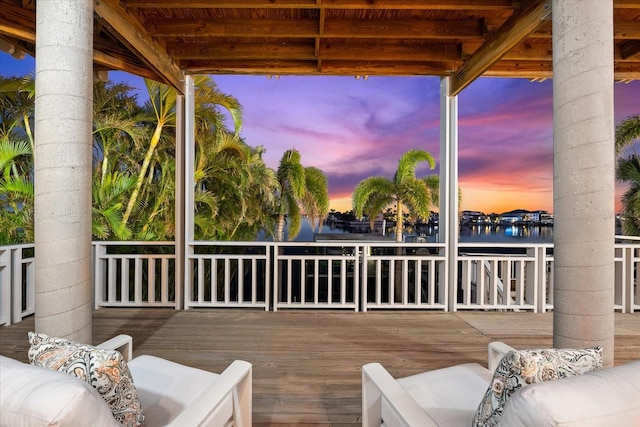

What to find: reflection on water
left=459, top=225, right=553, bottom=243
left=289, top=219, right=554, bottom=243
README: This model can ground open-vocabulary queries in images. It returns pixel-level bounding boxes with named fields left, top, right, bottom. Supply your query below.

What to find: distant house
left=500, top=209, right=529, bottom=224
left=461, top=210, right=487, bottom=225
left=500, top=209, right=553, bottom=224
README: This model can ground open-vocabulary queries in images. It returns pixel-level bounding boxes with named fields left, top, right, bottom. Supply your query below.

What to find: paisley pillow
left=28, top=332, right=144, bottom=427
left=472, top=346, right=603, bottom=427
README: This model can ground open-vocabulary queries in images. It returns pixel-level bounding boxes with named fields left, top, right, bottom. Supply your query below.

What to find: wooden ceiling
left=1, top=0, right=639, bottom=95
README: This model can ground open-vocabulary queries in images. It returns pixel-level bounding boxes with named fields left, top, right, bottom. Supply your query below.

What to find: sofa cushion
left=500, top=360, right=640, bottom=427
left=472, top=346, right=603, bottom=427
left=127, top=355, right=234, bottom=427
left=0, top=355, right=119, bottom=427
left=28, top=332, right=144, bottom=427
left=396, top=362, right=493, bottom=426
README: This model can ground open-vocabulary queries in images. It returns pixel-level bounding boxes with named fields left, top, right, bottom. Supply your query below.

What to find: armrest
left=96, top=335, right=133, bottom=362
left=362, top=363, right=438, bottom=427
left=488, top=341, right=515, bottom=372
left=166, top=360, right=252, bottom=427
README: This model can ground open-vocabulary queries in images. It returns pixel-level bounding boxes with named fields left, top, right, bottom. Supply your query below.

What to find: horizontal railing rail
left=3, top=237, right=638, bottom=325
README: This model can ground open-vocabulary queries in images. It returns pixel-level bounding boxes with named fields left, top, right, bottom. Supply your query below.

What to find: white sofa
left=362, top=342, right=640, bottom=427
left=0, top=334, right=252, bottom=427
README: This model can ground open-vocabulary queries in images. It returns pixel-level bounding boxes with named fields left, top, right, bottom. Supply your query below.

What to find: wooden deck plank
left=2, top=309, right=639, bottom=426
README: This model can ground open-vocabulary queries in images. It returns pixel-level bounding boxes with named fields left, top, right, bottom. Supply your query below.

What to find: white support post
left=439, top=77, right=459, bottom=312
left=183, top=76, right=196, bottom=310
left=175, top=93, right=185, bottom=310
left=0, top=248, right=10, bottom=325
left=34, top=0, right=93, bottom=341
left=552, top=0, right=615, bottom=366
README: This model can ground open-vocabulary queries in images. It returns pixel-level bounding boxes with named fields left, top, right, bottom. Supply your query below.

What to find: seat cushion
left=500, top=360, right=640, bottom=427
left=472, top=346, right=603, bottom=427
left=128, top=355, right=234, bottom=427
left=396, top=363, right=493, bottom=426
left=28, top=332, right=144, bottom=426
left=0, top=355, right=119, bottom=427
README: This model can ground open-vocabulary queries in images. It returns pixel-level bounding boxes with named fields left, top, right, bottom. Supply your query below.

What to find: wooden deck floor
left=2, top=309, right=639, bottom=426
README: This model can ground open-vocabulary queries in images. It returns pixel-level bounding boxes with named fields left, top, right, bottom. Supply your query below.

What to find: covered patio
left=1, top=3, right=639, bottom=422
left=1, top=309, right=640, bottom=425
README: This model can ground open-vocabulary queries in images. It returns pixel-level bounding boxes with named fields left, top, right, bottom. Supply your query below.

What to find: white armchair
left=362, top=342, right=513, bottom=427
left=362, top=342, right=640, bottom=427
left=97, top=334, right=253, bottom=427
left=0, top=334, right=252, bottom=427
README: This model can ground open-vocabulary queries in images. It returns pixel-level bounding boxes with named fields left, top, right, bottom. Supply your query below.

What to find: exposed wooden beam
left=620, top=40, right=640, bottom=60
left=168, top=40, right=463, bottom=62
left=92, top=50, right=159, bottom=80
left=151, top=17, right=484, bottom=39
left=449, top=0, right=551, bottom=96
left=123, top=0, right=515, bottom=10
left=0, top=23, right=34, bottom=43
left=94, top=0, right=185, bottom=93
left=183, top=59, right=456, bottom=75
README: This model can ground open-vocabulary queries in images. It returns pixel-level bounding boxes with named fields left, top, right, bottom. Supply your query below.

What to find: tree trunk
left=276, top=213, right=286, bottom=242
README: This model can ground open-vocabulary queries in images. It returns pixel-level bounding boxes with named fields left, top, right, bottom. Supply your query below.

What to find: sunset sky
left=3, top=53, right=639, bottom=214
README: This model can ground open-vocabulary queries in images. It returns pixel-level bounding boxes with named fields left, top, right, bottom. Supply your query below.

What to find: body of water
left=288, top=219, right=555, bottom=244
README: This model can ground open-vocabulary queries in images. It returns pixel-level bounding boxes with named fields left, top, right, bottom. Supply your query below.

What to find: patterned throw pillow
left=472, top=346, right=603, bottom=427
left=28, top=332, right=144, bottom=427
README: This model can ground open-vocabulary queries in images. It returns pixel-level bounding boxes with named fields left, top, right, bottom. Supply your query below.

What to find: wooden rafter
left=122, top=0, right=516, bottom=10
left=94, top=0, right=185, bottom=93
left=449, top=0, right=552, bottom=95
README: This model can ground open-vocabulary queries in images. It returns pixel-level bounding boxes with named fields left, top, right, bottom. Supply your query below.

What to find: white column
left=34, top=0, right=93, bottom=341
left=183, top=76, right=196, bottom=309
left=175, top=94, right=185, bottom=310
left=552, top=0, right=615, bottom=365
left=439, top=77, right=459, bottom=311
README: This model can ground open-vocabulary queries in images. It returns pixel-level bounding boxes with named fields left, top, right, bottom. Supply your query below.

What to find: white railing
left=457, top=244, right=553, bottom=312
left=615, top=238, right=640, bottom=312
left=93, top=242, right=176, bottom=308
left=361, top=243, right=447, bottom=311
left=0, top=244, right=35, bottom=325
left=3, top=238, right=639, bottom=325
left=273, top=242, right=360, bottom=310
left=187, top=242, right=270, bottom=310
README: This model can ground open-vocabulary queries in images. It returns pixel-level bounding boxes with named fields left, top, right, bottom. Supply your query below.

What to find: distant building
left=461, top=210, right=487, bottom=225
left=500, top=209, right=552, bottom=225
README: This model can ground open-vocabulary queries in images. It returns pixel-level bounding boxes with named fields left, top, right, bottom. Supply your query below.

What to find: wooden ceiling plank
left=94, top=0, right=185, bottom=92
left=450, top=0, right=552, bottom=95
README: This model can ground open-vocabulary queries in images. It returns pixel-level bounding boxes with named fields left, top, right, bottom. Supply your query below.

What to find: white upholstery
left=396, top=363, right=492, bottom=426
left=0, top=335, right=252, bottom=427
left=362, top=342, right=640, bottom=427
left=128, top=355, right=232, bottom=427
left=0, top=355, right=119, bottom=427
left=500, top=360, right=640, bottom=427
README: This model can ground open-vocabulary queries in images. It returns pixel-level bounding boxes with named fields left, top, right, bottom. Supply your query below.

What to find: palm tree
left=301, top=166, right=329, bottom=234
left=352, top=149, right=436, bottom=242
left=274, top=149, right=306, bottom=241
left=615, top=114, right=640, bottom=235
left=0, top=76, right=34, bottom=244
